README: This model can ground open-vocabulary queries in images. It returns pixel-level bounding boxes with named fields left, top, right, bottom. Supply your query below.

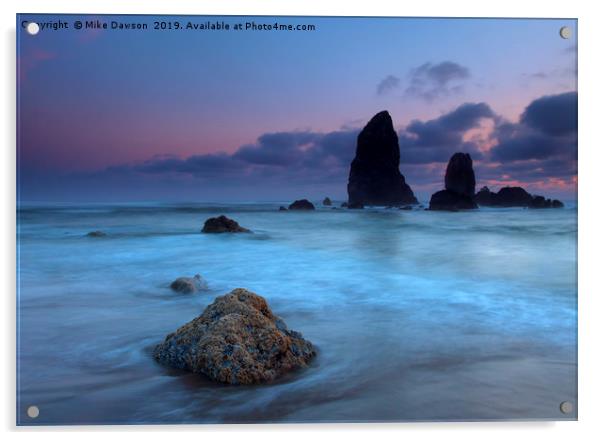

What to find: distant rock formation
left=170, top=274, right=208, bottom=294
left=322, top=197, right=332, bottom=206
left=429, top=153, right=478, bottom=211
left=340, top=202, right=348, bottom=208
left=202, top=215, right=250, bottom=233
left=278, top=206, right=288, bottom=211
left=474, top=186, right=564, bottom=208
left=288, top=199, right=315, bottom=210
left=474, top=186, right=494, bottom=206
left=153, top=288, right=316, bottom=385
left=347, top=111, right=417, bottom=206
left=86, top=230, right=106, bottom=238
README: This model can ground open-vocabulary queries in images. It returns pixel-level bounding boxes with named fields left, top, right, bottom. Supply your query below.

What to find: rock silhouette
left=202, top=215, right=250, bottom=233
left=288, top=199, right=315, bottom=210
left=429, top=153, right=478, bottom=211
left=347, top=111, right=417, bottom=206
left=322, top=197, right=332, bottom=206
left=474, top=186, right=564, bottom=208
left=153, top=288, right=316, bottom=385
left=445, top=153, right=476, bottom=197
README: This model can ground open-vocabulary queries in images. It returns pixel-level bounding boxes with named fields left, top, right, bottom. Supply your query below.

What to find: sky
left=17, top=15, right=577, bottom=202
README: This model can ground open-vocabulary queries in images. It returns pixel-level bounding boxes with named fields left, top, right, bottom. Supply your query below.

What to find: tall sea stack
left=429, top=152, right=478, bottom=211
left=347, top=111, right=417, bottom=206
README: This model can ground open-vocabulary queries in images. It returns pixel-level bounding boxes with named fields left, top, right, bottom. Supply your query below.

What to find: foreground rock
left=86, top=230, right=107, bottom=237
left=429, top=153, right=478, bottom=211
left=288, top=199, right=315, bottom=210
left=154, top=288, right=316, bottom=384
left=322, top=197, right=332, bottom=206
left=474, top=186, right=564, bottom=208
left=170, top=275, right=208, bottom=294
left=347, top=111, right=417, bottom=206
left=202, top=215, right=250, bottom=233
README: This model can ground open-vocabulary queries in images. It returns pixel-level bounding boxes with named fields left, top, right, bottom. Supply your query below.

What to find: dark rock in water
left=445, top=153, right=476, bottom=197
left=428, top=152, right=478, bottom=211
left=278, top=206, right=288, bottom=211
left=340, top=202, right=348, bottom=208
left=170, top=274, right=208, bottom=294
left=153, top=288, right=316, bottom=385
left=492, top=187, right=533, bottom=207
left=347, top=111, right=417, bottom=206
left=347, top=202, right=365, bottom=209
left=322, top=197, right=332, bottom=206
left=529, top=195, right=552, bottom=209
left=202, top=215, right=250, bottom=233
left=288, top=199, right=315, bottom=210
left=86, top=230, right=106, bottom=237
left=475, top=185, right=563, bottom=209
left=429, top=190, right=478, bottom=211
left=552, top=199, right=565, bottom=208
left=474, top=186, right=494, bottom=206
left=400, top=206, right=412, bottom=210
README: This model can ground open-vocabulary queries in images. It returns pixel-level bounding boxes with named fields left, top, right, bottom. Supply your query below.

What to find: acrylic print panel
left=16, top=14, right=577, bottom=425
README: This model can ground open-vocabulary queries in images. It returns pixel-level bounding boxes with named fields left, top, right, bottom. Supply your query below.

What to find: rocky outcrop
left=429, top=190, right=477, bottom=211
left=202, top=215, right=250, bottom=233
left=86, top=230, right=106, bottom=237
left=322, top=197, right=332, bottom=206
left=278, top=206, right=288, bottom=211
left=474, top=186, right=564, bottom=208
left=428, top=153, right=478, bottom=211
left=340, top=202, right=348, bottom=208
left=288, top=199, right=315, bottom=210
left=474, top=186, right=494, bottom=206
left=170, top=274, right=208, bottom=294
left=347, top=111, right=417, bottom=206
left=153, top=288, right=316, bottom=385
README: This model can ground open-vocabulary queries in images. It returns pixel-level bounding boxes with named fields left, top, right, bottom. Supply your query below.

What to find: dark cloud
left=376, top=75, right=401, bottom=95
left=520, top=91, right=577, bottom=135
left=233, top=131, right=321, bottom=166
left=398, top=102, right=495, bottom=164
left=490, top=92, right=577, bottom=164
left=404, top=61, right=470, bottom=102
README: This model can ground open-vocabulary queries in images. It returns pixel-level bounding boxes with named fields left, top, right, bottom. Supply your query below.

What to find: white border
left=2, top=1, right=601, bottom=439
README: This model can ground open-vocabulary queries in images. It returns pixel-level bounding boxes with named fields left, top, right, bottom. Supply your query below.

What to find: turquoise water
left=16, top=202, right=577, bottom=424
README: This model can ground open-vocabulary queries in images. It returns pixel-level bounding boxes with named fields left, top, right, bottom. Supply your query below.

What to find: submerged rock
left=278, top=206, right=288, bottom=211
left=322, top=197, right=332, bottom=206
left=170, top=274, right=207, bottom=294
left=340, top=202, right=349, bottom=208
left=347, top=111, right=417, bottom=206
left=428, top=153, right=478, bottom=211
left=288, top=199, right=315, bottom=210
left=86, top=230, right=107, bottom=237
left=153, top=288, right=316, bottom=385
left=202, top=215, right=250, bottom=233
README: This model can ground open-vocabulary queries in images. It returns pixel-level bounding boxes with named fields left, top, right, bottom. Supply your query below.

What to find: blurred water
left=16, top=202, right=577, bottom=424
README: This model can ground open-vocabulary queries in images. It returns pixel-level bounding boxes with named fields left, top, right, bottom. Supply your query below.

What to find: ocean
left=16, top=202, right=578, bottom=424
